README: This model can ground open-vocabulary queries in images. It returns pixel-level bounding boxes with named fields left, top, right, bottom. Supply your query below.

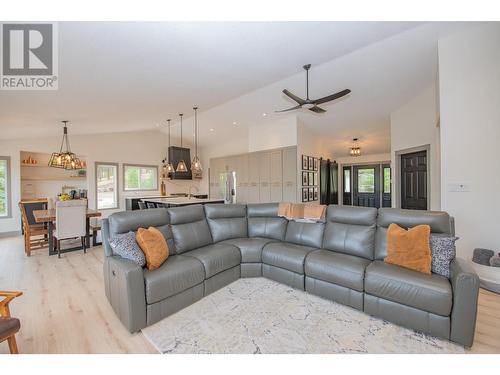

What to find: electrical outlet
left=449, top=183, right=471, bottom=192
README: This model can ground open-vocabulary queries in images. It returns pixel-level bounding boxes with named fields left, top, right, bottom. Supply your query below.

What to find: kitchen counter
left=140, top=197, right=224, bottom=207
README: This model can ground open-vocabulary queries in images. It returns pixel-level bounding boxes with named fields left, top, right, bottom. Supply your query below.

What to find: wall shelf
left=21, top=176, right=87, bottom=181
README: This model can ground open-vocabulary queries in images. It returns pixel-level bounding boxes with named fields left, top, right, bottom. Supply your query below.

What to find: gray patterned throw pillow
left=430, top=235, right=458, bottom=278
left=109, top=231, right=146, bottom=267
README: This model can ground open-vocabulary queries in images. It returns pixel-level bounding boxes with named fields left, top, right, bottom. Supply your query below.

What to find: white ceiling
left=0, top=21, right=478, bottom=156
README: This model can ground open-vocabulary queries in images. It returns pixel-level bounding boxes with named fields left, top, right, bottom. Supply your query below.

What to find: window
left=343, top=168, right=351, bottom=193
left=357, top=168, right=375, bottom=193
left=0, top=156, right=11, bottom=218
left=383, top=167, right=391, bottom=194
left=96, top=163, right=118, bottom=209
left=123, top=164, right=158, bottom=191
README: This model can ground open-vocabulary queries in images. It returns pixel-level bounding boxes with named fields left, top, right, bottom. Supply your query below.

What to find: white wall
left=390, top=84, right=441, bottom=210
left=0, top=130, right=202, bottom=234
left=438, top=23, right=500, bottom=258
left=248, top=117, right=297, bottom=152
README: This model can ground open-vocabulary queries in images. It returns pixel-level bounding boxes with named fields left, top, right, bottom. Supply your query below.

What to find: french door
left=342, top=163, right=391, bottom=209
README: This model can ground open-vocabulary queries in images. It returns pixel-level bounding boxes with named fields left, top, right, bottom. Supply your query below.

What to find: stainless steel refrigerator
left=220, top=171, right=237, bottom=203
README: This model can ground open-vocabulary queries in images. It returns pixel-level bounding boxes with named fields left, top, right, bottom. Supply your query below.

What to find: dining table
left=32, top=208, right=102, bottom=256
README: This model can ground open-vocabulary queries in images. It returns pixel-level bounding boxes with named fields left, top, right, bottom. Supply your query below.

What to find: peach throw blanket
left=278, top=202, right=326, bottom=221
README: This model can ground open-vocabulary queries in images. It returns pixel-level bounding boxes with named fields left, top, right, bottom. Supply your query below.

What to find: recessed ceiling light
left=262, top=113, right=267, bottom=117
left=210, top=128, right=215, bottom=132
left=233, top=121, right=237, bottom=125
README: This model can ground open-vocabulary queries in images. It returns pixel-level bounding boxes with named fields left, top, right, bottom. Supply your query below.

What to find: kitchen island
left=140, top=197, right=224, bottom=208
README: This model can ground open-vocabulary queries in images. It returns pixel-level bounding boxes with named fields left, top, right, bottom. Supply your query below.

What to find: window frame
left=357, top=167, right=376, bottom=194
left=0, top=156, right=11, bottom=219
left=122, top=163, right=159, bottom=192
left=95, top=162, right=119, bottom=210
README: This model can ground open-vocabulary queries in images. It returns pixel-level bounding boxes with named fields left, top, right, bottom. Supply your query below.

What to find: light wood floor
left=0, top=235, right=499, bottom=354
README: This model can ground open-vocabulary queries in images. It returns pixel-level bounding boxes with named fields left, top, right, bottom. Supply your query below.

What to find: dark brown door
left=353, top=165, right=380, bottom=208
left=401, top=151, right=427, bottom=210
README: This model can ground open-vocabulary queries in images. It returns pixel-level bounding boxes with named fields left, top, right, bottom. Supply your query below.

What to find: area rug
left=141, top=278, right=464, bottom=354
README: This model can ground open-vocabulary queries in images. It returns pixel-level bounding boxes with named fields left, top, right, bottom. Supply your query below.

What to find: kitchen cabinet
left=282, top=147, right=297, bottom=202
left=209, top=146, right=297, bottom=204
left=270, top=150, right=283, bottom=202
left=259, top=152, right=271, bottom=203
left=247, top=153, right=260, bottom=203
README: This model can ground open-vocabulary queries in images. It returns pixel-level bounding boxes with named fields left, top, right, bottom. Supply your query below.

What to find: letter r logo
left=2, top=23, right=53, bottom=75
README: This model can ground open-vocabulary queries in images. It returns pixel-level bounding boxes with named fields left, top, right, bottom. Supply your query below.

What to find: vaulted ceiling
left=0, top=21, right=477, bottom=155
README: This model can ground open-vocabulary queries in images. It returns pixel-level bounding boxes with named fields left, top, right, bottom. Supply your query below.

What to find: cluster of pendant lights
left=163, top=106, right=202, bottom=176
left=48, top=121, right=84, bottom=170
left=349, top=137, right=361, bottom=157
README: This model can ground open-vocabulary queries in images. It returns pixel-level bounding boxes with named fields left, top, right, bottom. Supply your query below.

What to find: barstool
left=138, top=202, right=147, bottom=210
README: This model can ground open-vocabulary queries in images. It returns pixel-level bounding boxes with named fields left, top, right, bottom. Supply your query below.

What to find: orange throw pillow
left=384, top=223, right=432, bottom=274
left=136, top=227, right=169, bottom=270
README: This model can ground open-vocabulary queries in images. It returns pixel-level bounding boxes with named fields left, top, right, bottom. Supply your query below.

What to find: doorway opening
left=342, top=163, right=391, bottom=208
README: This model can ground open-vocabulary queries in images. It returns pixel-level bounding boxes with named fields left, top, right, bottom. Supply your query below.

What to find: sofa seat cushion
left=221, top=237, right=277, bottom=263
left=183, top=243, right=241, bottom=278
left=365, top=260, right=452, bottom=316
left=262, top=242, right=317, bottom=274
left=305, top=250, right=370, bottom=292
left=144, top=255, right=205, bottom=304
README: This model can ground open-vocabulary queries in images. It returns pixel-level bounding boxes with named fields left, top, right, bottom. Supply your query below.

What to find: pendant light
left=48, top=121, right=83, bottom=170
left=191, top=106, right=202, bottom=174
left=161, top=119, right=175, bottom=177
left=176, top=113, right=188, bottom=172
left=349, top=137, right=361, bottom=157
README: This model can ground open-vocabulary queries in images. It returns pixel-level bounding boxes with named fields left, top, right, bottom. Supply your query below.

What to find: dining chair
left=0, top=291, right=22, bottom=354
left=138, top=201, right=147, bottom=210
left=54, top=199, right=87, bottom=258
left=18, top=201, right=48, bottom=256
left=146, top=202, right=156, bottom=209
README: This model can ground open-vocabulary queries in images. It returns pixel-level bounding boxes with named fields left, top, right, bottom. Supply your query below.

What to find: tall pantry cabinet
left=209, top=146, right=297, bottom=204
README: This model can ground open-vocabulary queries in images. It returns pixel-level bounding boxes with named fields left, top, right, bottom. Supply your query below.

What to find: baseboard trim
left=0, top=231, right=22, bottom=238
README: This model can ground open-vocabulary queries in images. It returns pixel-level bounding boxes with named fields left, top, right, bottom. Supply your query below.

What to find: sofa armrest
left=103, top=255, right=147, bottom=333
left=449, top=257, right=480, bottom=347
left=101, top=218, right=113, bottom=257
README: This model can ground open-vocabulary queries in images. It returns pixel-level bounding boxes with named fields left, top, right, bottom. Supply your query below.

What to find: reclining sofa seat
left=168, top=205, right=241, bottom=297
left=102, top=203, right=479, bottom=348
left=365, top=208, right=479, bottom=346
left=262, top=219, right=324, bottom=290
left=305, top=205, right=377, bottom=310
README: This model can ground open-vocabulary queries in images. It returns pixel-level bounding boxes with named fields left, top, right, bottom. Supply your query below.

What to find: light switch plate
left=449, top=182, right=471, bottom=192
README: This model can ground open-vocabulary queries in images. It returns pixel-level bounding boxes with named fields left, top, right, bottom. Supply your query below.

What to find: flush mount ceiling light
left=161, top=119, right=174, bottom=177
left=191, top=106, right=202, bottom=175
left=176, top=113, right=188, bottom=173
left=349, top=138, right=361, bottom=157
left=48, top=121, right=83, bottom=170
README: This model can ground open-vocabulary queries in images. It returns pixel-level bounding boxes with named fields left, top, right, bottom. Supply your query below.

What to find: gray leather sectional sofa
left=102, top=203, right=480, bottom=347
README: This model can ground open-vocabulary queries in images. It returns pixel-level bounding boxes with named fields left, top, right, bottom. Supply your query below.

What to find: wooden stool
left=90, top=218, right=102, bottom=246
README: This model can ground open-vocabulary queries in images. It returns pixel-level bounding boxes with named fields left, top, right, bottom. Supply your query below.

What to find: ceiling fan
left=276, top=64, right=351, bottom=114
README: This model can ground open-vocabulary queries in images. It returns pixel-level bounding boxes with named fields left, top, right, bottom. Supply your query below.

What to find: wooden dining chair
left=19, top=202, right=49, bottom=256
left=0, top=291, right=22, bottom=354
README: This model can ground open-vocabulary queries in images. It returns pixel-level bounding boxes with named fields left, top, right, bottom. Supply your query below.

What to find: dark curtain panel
left=320, top=159, right=338, bottom=205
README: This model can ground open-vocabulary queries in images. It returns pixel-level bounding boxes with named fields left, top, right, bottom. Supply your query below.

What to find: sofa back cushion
left=106, top=208, right=175, bottom=256
left=322, top=205, right=377, bottom=260
left=285, top=220, right=324, bottom=248
left=247, top=203, right=288, bottom=241
left=168, top=205, right=213, bottom=253
left=375, top=208, right=453, bottom=260
left=204, top=204, right=247, bottom=242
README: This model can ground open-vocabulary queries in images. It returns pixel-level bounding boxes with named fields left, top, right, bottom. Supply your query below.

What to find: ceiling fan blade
left=313, top=89, right=351, bottom=105
left=283, top=89, right=306, bottom=105
left=309, top=105, right=326, bottom=113
left=275, top=105, right=302, bottom=113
